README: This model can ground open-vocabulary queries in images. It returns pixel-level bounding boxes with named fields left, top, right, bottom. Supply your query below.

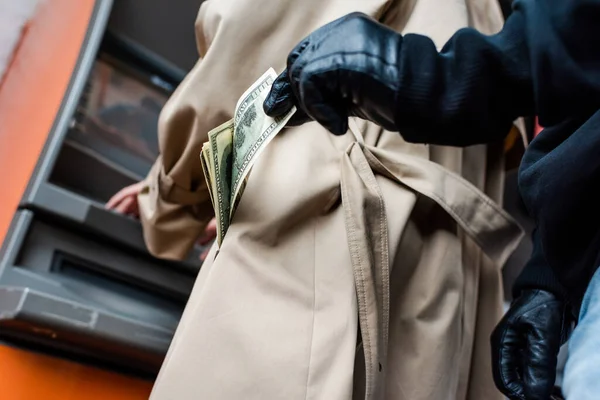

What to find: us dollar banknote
left=230, top=68, right=296, bottom=216
left=201, top=142, right=215, bottom=211
left=201, top=68, right=296, bottom=247
left=208, top=119, right=234, bottom=246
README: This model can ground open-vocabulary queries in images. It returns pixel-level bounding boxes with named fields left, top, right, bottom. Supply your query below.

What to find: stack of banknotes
left=201, top=68, right=296, bottom=246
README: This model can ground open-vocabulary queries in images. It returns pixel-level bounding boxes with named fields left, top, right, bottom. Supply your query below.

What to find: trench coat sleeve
left=137, top=5, right=216, bottom=260
left=138, top=153, right=214, bottom=260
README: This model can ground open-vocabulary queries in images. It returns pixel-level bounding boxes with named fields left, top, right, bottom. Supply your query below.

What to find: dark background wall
left=107, top=0, right=206, bottom=72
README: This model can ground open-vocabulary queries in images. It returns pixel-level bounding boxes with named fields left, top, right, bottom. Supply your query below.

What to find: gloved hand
left=263, top=12, right=402, bottom=135
left=491, top=289, right=573, bottom=400
left=264, top=11, right=529, bottom=145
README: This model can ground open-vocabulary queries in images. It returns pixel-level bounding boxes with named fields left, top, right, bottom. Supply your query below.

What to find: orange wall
left=0, top=2, right=154, bottom=398
left=0, top=345, right=152, bottom=400
left=0, top=0, right=96, bottom=244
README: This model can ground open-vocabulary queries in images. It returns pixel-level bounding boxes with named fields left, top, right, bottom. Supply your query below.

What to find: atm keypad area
left=0, top=0, right=207, bottom=378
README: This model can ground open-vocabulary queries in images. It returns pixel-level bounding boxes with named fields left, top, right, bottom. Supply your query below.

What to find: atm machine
left=0, top=0, right=205, bottom=397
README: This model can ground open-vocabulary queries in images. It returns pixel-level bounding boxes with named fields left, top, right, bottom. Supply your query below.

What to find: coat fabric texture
left=138, top=0, right=524, bottom=399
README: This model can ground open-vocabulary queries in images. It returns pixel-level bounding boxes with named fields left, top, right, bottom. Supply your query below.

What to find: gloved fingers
left=303, top=101, right=348, bottom=135
left=300, top=68, right=348, bottom=135
left=267, top=60, right=348, bottom=134
left=263, top=68, right=313, bottom=127
left=264, top=69, right=295, bottom=117
left=491, top=321, right=527, bottom=400
left=521, top=307, right=562, bottom=400
left=282, top=15, right=350, bottom=115
left=266, top=12, right=370, bottom=131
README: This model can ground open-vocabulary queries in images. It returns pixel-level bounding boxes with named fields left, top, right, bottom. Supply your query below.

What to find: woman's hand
left=105, top=181, right=146, bottom=217
left=107, top=183, right=217, bottom=262
left=198, top=218, right=217, bottom=261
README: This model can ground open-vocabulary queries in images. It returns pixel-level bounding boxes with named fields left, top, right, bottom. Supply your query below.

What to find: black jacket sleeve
left=517, top=112, right=600, bottom=314
left=398, top=0, right=600, bottom=145
left=513, top=230, right=571, bottom=307
left=395, top=11, right=534, bottom=146
left=514, top=0, right=600, bottom=313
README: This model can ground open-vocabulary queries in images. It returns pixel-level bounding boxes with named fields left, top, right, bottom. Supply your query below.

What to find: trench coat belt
left=341, top=123, right=524, bottom=400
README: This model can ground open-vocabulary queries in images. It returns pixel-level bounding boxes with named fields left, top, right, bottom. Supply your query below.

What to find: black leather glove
left=264, top=12, right=529, bottom=145
left=264, top=12, right=401, bottom=135
left=491, top=289, right=573, bottom=400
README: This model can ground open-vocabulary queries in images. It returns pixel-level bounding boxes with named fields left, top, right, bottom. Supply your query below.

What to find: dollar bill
left=200, top=68, right=296, bottom=247
left=207, top=119, right=234, bottom=246
left=200, top=142, right=215, bottom=210
left=230, top=68, right=296, bottom=217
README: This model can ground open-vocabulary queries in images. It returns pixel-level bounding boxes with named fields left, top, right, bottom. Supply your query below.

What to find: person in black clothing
left=263, top=1, right=600, bottom=399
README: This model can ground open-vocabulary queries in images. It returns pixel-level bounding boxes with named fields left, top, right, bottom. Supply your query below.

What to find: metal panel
left=0, top=287, right=168, bottom=373
left=0, top=211, right=192, bottom=373
left=26, top=182, right=203, bottom=273
left=107, top=0, right=205, bottom=72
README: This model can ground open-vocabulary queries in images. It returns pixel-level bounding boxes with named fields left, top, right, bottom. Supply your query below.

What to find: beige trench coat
left=139, top=0, right=525, bottom=399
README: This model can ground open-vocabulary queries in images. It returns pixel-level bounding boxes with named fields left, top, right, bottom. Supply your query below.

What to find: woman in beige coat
left=109, top=0, right=524, bottom=399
